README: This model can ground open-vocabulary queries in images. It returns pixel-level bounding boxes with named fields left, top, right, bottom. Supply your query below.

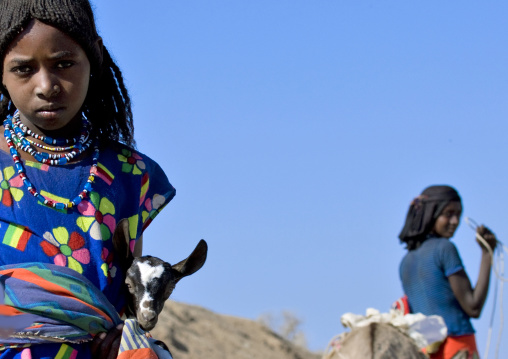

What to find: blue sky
left=91, top=1, right=508, bottom=355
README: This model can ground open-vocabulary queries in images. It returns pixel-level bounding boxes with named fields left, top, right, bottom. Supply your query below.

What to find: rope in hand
left=464, top=217, right=506, bottom=359
left=465, top=217, right=507, bottom=282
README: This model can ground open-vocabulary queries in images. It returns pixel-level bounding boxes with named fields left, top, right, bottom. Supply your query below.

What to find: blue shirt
left=399, top=237, right=474, bottom=336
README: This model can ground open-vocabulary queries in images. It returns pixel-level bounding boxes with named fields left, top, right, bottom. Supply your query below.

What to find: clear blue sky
left=91, top=1, right=507, bottom=356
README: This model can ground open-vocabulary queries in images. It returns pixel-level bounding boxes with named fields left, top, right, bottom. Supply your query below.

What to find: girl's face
left=432, top=201, right=462, bottom=239
left=2, top=19, right=90, bottom=133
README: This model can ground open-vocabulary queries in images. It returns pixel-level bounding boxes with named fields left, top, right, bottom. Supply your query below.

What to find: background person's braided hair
left=0, top=0, right=135, bottom=147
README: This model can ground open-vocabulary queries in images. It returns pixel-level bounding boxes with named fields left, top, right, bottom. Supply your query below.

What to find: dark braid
left=85, top=47, right=134, bottom=147
left=0, top=0, right=135, bottom=147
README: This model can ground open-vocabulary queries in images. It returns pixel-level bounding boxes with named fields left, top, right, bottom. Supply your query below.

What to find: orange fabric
left=116, top=347, right=158, bottom=359
left=0, top=305, right=23, bottom=316
left=425, top=334, right=478, bottom=359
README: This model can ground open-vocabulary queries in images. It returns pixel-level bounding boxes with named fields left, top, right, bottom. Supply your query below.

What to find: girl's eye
left=56, top=61, right=74, bottom=69
left=11, top=65, right=33, bottom=74
left=443, top=211, right=461, bottom=218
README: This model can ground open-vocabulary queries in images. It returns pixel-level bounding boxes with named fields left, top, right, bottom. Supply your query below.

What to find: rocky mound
left=150, top=301, right=322, bottom=359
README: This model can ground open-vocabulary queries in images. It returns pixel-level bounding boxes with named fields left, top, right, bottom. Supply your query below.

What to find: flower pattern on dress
left=118, top=149, right=145, bottom=175
left=40, top=227, right=90, bottom=274
left=139, top=172, right=149, bottom=206
left=0, top=144, right=175, bottom=359
left=126, top=214, right=139, bottom=254
left=76, top=191, right=116, bottom=241
left=0, top=166, right=24, bottom=207
left=141, top=194, right=167, bottom=231
left=101, top=247, right=117, bottom=284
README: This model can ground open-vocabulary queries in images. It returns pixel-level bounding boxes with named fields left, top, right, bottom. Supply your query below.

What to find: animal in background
left=323, top=322, right=427, bottom=359
left=113, top=219, right=208, bottom=331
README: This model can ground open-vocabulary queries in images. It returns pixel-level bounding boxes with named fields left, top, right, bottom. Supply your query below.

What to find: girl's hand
left=90, top=323, right=124, bottom=359
left=476, top=225, right=497, bottom=252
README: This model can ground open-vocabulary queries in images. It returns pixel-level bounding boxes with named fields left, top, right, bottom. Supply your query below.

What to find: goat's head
left=113, top=219, right=208, bottom=331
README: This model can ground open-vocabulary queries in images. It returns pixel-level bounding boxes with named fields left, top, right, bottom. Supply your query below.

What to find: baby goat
left=113, top=219, right=208, bottom=331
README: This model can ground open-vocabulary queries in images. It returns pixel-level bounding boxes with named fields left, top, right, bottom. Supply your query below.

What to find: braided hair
left=0, top=0, right=134, bottom=147
left=398, top=185, right=462, bottom=250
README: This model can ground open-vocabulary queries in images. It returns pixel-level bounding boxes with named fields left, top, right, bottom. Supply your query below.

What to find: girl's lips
left=35, top=108, right=64, bottom=119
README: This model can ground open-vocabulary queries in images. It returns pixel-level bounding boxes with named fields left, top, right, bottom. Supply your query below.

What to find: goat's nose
left=142, top=311, right=156, bottom=322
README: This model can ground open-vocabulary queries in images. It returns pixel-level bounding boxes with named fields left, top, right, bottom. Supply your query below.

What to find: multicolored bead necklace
left=3, top=111, right=99, bottom=210
left=8, top=112, right=92, bottom=165
left=14, top=113, right=90, bottom=146
left=17, top=117, right=91, bottom=152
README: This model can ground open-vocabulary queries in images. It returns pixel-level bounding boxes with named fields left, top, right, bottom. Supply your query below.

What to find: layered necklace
left=3, top=111, right=99, bottom=210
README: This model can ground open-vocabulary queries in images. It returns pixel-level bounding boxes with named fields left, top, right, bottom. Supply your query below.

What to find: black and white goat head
left=113, top=219, right=208, bottom=331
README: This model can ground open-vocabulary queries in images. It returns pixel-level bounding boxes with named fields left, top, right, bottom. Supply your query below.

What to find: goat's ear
left=112, top=218, right=134, bottom=273
left=172, top=239, right=208, bottom=282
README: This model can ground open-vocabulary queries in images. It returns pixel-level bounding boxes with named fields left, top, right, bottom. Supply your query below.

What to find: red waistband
left=427, top=334, right=478, bottom=359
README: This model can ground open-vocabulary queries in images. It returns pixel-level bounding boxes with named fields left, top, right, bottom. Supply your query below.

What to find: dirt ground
left=150, top=301, right=322, bottom=359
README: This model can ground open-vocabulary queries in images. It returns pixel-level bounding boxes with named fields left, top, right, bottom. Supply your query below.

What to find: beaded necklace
left=26, top=136, right=83, bottom=152
left=16, top=116, right=91, bottom=152
left=14, top=114, right=89, bottom=146
left=3, top=112, right=99, bottom=210
left=9, top=112, right=92, bottom=165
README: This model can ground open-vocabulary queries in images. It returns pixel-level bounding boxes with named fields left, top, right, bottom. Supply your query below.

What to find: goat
left=113, top=219, right=208, bottom=331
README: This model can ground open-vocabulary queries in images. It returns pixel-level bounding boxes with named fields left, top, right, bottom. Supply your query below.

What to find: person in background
left=398, top=185, right=497, bottom=359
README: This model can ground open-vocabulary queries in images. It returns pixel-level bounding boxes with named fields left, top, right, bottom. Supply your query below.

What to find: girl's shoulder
left=98, top=141, right=169, bottom=180
left=94, top=141, right=175, bottom=231
left=105, top=142, right=163, bottom=168
left=433, top=237, right=458, bottom=249
left=425, top=237, right=463, bottom=267
left=404, top=237, right=459, bottom=259
left=420, top=237, right=459, bottom=257
left=96, top=141, right=174, bottom=198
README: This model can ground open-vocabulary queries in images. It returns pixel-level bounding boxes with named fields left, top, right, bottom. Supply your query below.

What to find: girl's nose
left=35, top=71, right=61, bottom=98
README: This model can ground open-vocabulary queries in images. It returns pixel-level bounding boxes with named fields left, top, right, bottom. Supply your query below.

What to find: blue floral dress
left=0, top=142, right=175, bottom=358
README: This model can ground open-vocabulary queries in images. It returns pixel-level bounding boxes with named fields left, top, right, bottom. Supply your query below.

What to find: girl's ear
left=93, top=37, right=104, bottom=69
left=96, top=37, right=103, bottom=57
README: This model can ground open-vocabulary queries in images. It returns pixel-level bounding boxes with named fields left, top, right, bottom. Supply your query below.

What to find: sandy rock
left=150, top=301, right=321, bottom=359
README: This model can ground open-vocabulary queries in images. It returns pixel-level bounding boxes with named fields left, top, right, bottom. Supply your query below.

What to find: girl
left=0, top=0, right=175, bottom=358
left=398, top=185, right=497, bottom=359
